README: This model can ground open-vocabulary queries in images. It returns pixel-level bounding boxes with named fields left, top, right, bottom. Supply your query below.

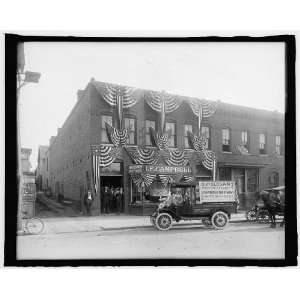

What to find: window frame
left=275, top=135, right=281, bottom=155
left=165, top=121, right=177, bottom=148
left=101, top=114, right=113, bottom=144
left=259, top=133, right=267, bottom=154
left=184, top=124, right=193, bottom=149
left=124, top=117, right=137, bottom=145
left=241, top=130, right=250, bottom=150
left=145, top=119, right=156, bottom=146
left=222, top=128, right=231, bottom=152
left=201, top=125, right=211, bottom=149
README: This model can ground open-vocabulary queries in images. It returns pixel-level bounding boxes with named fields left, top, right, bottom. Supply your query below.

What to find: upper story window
left=241, top=130, right=249, bottom=150
left=184, top=124, right=193, bottom=148
left=201, top=126, right=210, bottom=149
left=125, top=117, right=136, bottom=145
left=166, top=122, right=176, bottom=147
left=259, top=133, right=267, bottom=154
left=101, top=115, right=113, bottom=143
left=145, top=120, right=156, bottom=146
left=275, top=135, right=281, bottom=155
left=222, top=128, right=231, bottom=152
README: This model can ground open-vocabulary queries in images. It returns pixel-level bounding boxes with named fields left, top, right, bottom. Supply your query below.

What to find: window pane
left=166, top=122, right=176, bottom=147
left=101, top=115, right=112, bottom=142
left=201, top=126, right=210, bottom=138
left=145, top=120, right=155, bottom=146
left=125, top=118, right=136, bottom=144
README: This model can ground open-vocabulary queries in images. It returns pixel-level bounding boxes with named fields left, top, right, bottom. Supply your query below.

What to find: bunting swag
left=145, top=91, right=182, bottom=114
left=187, top=131, right=208, bottom=151
left=158, top=175, right=175, bottom=187
left=164, top=148, right=189, bottom=166
left=149, top=127, right=170, bottom=150
left=105, top=123, right=128, bottom=147
left=202, top=150, right=216, bottom=170
left=102, top=83, right=137, bottom=108
left=181, top=175, right=194, bottom=183
left=130, top=173, right=156, bottom=192
left=188, top=99, right=218, bottom=118
left=126, top=147, right=159, bottom=165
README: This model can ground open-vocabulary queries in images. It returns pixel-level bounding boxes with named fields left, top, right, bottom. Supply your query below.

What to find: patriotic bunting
left=145, top=91, right=182, bottom=114
left=187, top=131, right=208, bottom=151
left=105, top=123, right=128, bottom=147
left=164, top=148, right=189, bottom=166
left=101, top=82, right=137, bottom=108
left=181, top=175, right=194, bottom=183
left=126, top=146, right=159, bottom=165
left=157, top=174, right=176, bottom=187
left=130, top=173, right=156, bottom=192
left=188, top=99, right=218, bottom=118
left=149, top=127, right=170, bottom=150
left=201, top=150, right=216, bottom=170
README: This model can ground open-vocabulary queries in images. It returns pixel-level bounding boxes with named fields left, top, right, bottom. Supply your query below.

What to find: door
left=232, top=168, right=245, bottom=209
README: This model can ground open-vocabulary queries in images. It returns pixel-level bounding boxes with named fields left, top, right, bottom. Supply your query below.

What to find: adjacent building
left=39, top=79, right=284, bottom=215
left=36, top=145, right=49, bottom=191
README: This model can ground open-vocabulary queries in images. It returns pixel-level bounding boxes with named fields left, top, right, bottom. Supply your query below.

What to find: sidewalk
left=19, top=212, right=247, bottom=235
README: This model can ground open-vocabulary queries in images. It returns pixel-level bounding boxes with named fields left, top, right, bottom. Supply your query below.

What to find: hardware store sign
left=128, top=165, right=192, bottom=174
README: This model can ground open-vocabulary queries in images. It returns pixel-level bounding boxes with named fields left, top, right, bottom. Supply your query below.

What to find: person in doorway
left=84, top=190, right=94, bottom=216
left=102, top=186, right=111, bottom=214
left=115, top=188, right=122, bottom=215
left=119, top=187, right=124, bottom=212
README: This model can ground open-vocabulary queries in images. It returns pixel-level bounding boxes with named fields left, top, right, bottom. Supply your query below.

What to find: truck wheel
left=155, top=213, right=173, bottom=231
left=246, top=209, right=257, bottom=222
left=211, top=211, right=229, bottom=230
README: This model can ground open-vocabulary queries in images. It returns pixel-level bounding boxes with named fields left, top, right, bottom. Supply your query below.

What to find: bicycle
left=21, top=211, right=45, bottom=235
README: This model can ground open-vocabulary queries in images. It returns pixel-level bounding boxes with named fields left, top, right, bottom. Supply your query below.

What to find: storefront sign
left=199, top=181, right=237, bottom=203
left=128, top=164, right=192, bottom=174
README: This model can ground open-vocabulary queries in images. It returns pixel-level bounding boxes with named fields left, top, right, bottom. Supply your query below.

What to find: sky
left=19, top=41, right=285, bottom=169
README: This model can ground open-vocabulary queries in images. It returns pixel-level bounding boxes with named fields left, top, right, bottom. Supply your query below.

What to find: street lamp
left=17, top=66, right=41, bottom=231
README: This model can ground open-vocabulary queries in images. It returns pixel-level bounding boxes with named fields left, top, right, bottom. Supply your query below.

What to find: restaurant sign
left=128, top=164, right=192, bottom=174
left=199, top=181, right=237, bottom=203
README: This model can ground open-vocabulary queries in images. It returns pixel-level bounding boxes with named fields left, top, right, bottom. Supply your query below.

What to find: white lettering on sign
left=199, top=181, right=237, bottom=203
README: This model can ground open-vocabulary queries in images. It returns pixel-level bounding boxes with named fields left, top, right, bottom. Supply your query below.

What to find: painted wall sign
left=199, top=181, right=237, bottom=203
left=128, top=164, right=192, bottom=174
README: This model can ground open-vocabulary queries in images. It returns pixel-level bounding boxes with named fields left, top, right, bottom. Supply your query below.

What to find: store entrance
left=100, top=176, right=123, bottom=214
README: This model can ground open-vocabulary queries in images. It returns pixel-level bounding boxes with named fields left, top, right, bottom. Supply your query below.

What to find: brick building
left=36, top=145, right=49, bottom=191
left=42, top=79, right=284, bottom=215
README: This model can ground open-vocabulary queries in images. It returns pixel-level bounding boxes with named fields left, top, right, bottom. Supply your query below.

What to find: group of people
left=81, top=186, right=124, bottom=216
left=101, top=186, right=124, bottom=214
left=164, top=189, right=191, bottom=206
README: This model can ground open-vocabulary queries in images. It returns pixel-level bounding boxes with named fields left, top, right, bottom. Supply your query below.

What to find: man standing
left=84, top=189, right=94, bottom=216
left=102, top=186, right=111, bottom=214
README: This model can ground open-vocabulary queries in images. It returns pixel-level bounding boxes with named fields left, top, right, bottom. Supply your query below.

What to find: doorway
left=100, top=176, right=123, bottom=214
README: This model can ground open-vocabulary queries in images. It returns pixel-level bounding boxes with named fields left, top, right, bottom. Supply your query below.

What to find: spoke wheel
left=246, top=210, right=257, bottom=222
left=211, top=211, right=229, bottom=230
left=257, top=211, right=270, bottom=223
left=155, top=213, right=173, bottom=231
left=25, top=218, right=44, bottom=235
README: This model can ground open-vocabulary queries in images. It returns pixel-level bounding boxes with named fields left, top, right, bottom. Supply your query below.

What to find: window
left=268, top=171, right=279, bottom=188
left=201, top=126, right=210, bottom=149
left=184, top=124, right=193, bottom=148
left=166, top=122, right=176, bottom=147
left=246, top=169, right=258, bottom=193
left=145, top=120, right=156, bottom=146
left=101, top=115, right=113, bottom=143
left=222, top=128, right=231, bottom=152
left=275, top=135, right=281, bottom=155
left=241, top=131, right=249, bottom=149
left=219, top=167, right=231, bottom=180
left=259, top=133, right=267, bottom=154
left=125, top=118, right=136, bottom=145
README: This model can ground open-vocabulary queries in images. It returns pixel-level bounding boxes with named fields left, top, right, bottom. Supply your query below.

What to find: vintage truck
left=150, top=181, right=239, bottom=230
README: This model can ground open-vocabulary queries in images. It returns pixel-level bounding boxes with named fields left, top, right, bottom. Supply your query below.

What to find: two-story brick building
left=41, top=79, right=284, bottom=215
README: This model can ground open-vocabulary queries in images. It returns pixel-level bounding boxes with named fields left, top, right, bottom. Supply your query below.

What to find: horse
left=259, top=190, right=285, bottom=228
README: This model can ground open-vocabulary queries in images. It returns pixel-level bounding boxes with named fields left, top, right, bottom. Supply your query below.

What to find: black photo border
left=4, top=34, right=297, bottom=267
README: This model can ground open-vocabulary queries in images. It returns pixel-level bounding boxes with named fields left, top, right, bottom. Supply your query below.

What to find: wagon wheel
left=211, top=211, right=229, bottom=230
left=155, top=213, right=173, bottom=231
left=246, top=209, right=257, bottom=222
left=257, top=210, right=270, bottom=223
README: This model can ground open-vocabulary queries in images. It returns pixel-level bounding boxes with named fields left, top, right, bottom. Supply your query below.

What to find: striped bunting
left=188, top=98, right=218, bottom=118
left=164, top=148, right=189, bottom=166
left=145, top=90, right=182, bottom=114
left=201, top=150, right=216, bottom=170
left=158, top=174, right=175, bottom=187
left=156, top=132, right=170, bottom=150
left=102, top=83, right=137, bottom=108
left=126, top=146, right=159, bottom=165
left=187, top=131, right=208, bottom=151
left=91, top=145, right=121, bottom=192
left=130, top=173, right=156, bottom=192
left=105, top=123, right=128, bottom=147
left=181, top=175, right=194, bottom=183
